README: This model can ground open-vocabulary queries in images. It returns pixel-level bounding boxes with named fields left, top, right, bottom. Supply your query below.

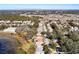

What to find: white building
left=3, top=27, right=16, bottom=33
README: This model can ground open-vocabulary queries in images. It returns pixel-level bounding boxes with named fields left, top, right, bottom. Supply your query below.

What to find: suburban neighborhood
left=0, top=10, right=79, bottom=54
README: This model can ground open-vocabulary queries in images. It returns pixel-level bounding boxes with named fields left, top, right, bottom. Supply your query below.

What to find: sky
left=0, top=4, right=79, bottom=10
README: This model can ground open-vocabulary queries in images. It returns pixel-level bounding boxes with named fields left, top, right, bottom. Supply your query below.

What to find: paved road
left=35, top=44, right=44, bottom=54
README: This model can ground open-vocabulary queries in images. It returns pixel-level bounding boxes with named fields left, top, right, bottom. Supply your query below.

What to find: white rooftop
left=3, top=27, right=16, bottom=33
